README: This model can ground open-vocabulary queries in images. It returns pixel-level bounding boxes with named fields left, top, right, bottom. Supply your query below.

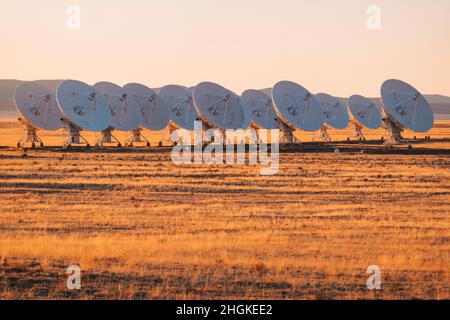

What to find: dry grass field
left=0, top=120, right=449, bottom=299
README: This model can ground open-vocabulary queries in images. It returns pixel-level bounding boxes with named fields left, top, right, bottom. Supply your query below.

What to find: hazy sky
left=1, top=0, right=449, bottom=96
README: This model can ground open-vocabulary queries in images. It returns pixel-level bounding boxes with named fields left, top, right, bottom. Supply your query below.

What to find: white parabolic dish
left=14, top=82, right=63, bottom=130
left=347, top=95, right=382, bottom=129
left=123, top=83, right=170, bottom=131
left=315, top=93, right=349, bottom=130
left=381, top=79, right=434, bottom=132
left=240, top=89, right=279, bottom=129
left=159, top=85, right=199, bottom=130
left=193, top=82, right=246, bottom=130
left=272, top=81, right=324, bottom=131
left=93, top=81, right=141, bottom=131
left=56, top=80, right=112, bottom=131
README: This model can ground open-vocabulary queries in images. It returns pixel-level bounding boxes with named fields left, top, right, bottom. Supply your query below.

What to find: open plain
left=0, top=120, right=449, bottom=299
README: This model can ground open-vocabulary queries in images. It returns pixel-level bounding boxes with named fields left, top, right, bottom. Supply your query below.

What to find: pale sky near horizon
left=0, top=0, right=449, bottom=96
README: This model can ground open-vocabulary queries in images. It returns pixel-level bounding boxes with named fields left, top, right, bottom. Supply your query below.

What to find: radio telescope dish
left=193, top=82, right=246, bottom=130
left=315, top=93, right=349, bottom=129
left=347, top=95, right=382, bottom=141
left=240, top=89, right=279, bottom=129
left=123, top=83, right=170, bottom=131
left=348, top=95, right=382, bottom=130
left=159, top=85, right=199, bottom=130
left=272, top=81, right=324, bottom=131
left=381, top=79, right=434, bottom=132
left=14, top=82, right=63, bottom=131
left=57, top=80, right=112, bottom=131
left=93, top=82, right=141, bottom=131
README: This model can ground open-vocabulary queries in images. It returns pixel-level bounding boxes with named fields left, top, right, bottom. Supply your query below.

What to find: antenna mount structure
left=16, top=118, right=43, bottom=148
left=380, top=79, right=434, bottom=145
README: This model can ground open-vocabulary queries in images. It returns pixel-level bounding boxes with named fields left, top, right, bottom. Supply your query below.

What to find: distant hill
left=1, top=81, right=449, bottom=118
left=0, top=80, right=22, bottom=113
left=424, top=94, right=450, bottom=104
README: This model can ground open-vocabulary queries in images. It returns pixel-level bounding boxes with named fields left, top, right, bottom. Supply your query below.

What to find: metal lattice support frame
left=351, top=121, right=365, bottom=141
left=160, top=123, right=182, bottom=147
left=17, top=118, right=43, bottom=148
left=61, top=119, right=89, bottom=147
left=125, top=128, right=151, bottom=147
left=318, top=126, right=331, bottom=142
left=96, top=128, right=121, bottom=147
left=383, top=118, right=404, bottom=145
left=277, top=120, right=298, bottom=144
